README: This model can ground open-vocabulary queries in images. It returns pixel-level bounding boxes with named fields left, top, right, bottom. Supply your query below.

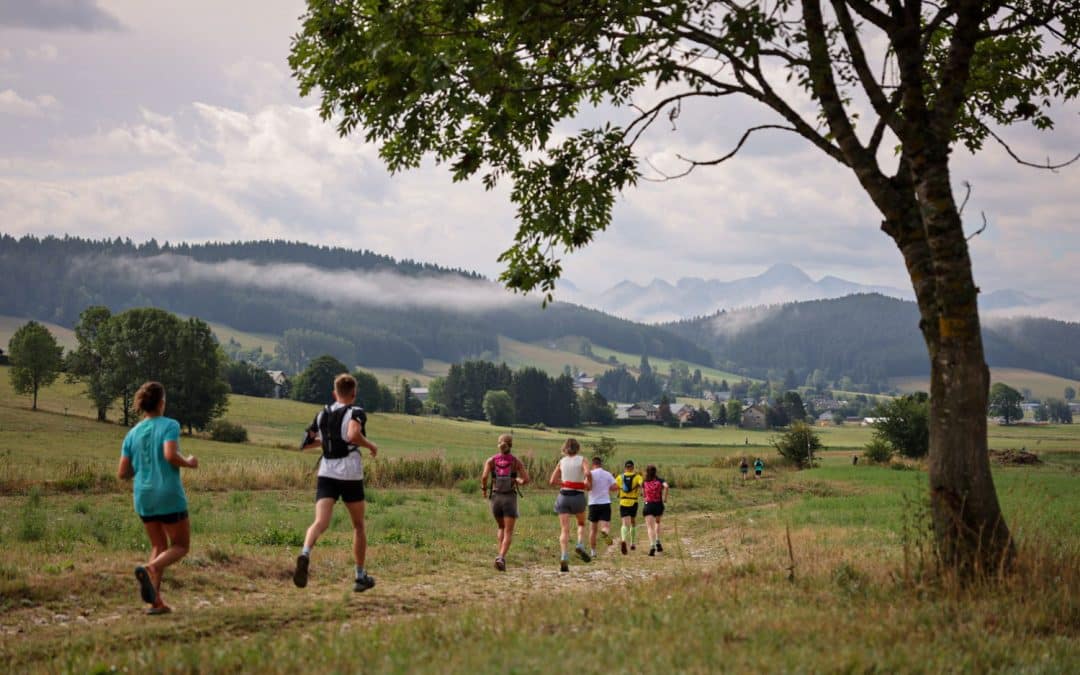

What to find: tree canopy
left=988, top=382, right=1024, bottom=424
left=8, top=320, right=63, bottom=411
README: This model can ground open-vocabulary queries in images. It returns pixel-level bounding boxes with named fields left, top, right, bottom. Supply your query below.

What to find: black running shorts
left=140, top=510, right=189, bottom=524
left=316, top=476, right=366, bottom=503
left=643, top=501, right=665, bottom=518
left=588, top=503, right=612, bottom=523
left=619, top=503, right=639, bottom=519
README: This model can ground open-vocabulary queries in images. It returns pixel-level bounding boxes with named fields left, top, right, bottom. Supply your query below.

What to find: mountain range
left=565, top=263, right=1050, bottom=323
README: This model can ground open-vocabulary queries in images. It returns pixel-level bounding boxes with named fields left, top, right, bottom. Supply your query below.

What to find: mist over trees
left=0, top=235, right=711, bottom=372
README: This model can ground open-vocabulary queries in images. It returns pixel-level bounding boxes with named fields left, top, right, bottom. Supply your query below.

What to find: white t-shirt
left=588, top=468, right=616, bottom=505
left=315, top=402, right=365, bottom=481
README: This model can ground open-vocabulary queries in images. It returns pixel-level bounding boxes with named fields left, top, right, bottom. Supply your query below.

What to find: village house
left=740, top=404, right=768, bottom=430
left=266, top=370, right=287, bottom=399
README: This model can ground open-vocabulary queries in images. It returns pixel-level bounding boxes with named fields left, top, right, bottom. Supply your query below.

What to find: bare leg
left=343, top=499, right=367, bottom=568
left=645, top=515, right=657, bottom=548
left=499, top=517, right=516, bottom=558
left=146, top=518, right=190, bottom=608
left=655, top=516, right=662, bottom=547
left=303, top=498, right=336, bottom=550
left=494, top=515, right=505, bottom=553
left=589, top=520, right=599, bottom=551
left=575, top=513, right=587, bottom=548
left=558, top=513, right=571, bottom=557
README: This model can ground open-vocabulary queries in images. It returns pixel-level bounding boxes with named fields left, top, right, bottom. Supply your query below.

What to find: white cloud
left=83, top=254, right=520, bottom=312
left=25, top=43, right=59, bottom=62
left=0, top=88, right=58, bottom=117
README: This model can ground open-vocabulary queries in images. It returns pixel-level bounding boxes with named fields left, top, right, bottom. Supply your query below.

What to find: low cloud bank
left=84, top=254, right=523, bottom=313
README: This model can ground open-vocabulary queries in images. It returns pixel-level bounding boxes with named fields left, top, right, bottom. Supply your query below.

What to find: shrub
left=210, top=420, right=249, bottom=443
left=456, top=478, right=480, bottom=494
left=482, top=390, right=515, bottom=426
left=863, top=439, right=894, bottom=464
left=872, top=393, right=929, bottom=458
left=588, top=436, right=617, bottom=465
left=771, top=422, right=823, bottom=469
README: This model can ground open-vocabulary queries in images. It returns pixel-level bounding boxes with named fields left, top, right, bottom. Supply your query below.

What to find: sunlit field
left=1, top=368, right=1077, bottom=672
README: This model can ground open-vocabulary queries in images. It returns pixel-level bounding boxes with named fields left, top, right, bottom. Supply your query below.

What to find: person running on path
left=740, top=457, right=750, bottom=481
left=754, top=457, right=765, bottom=479
left=615, top=460, right=644, bottom=554
left=549, top=438, right=592, bottom=572
left=642, top=465, right=670, bottom=556
left=294, top=373, right=379, bottom=592
left=586, top=456, right=618, bottom=559
left=117, top=381, right=198, bottom=615
left=480, top=433, right=530, bottom=571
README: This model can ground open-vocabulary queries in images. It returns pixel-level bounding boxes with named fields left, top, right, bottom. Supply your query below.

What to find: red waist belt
left=562, top=480, right=587, bottom=490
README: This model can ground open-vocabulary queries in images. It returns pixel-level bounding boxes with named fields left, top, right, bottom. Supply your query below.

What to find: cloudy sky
left=1, top=0, right=1077, bottom=305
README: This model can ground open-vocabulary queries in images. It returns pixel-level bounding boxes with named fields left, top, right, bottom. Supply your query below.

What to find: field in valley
left=0, top=368, right=1077, bottom=673
left=892, top=367, right=1079, bottom=402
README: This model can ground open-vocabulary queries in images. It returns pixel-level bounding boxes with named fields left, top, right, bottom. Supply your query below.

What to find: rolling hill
left=665, top=294, right=1080, bottom=390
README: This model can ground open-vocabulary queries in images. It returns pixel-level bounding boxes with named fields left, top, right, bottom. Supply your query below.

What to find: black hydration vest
left=318, top=404, right=365, bottom=459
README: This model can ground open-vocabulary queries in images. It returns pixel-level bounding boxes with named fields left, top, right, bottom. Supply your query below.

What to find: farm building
left=740, top=404, right=768, bottom=430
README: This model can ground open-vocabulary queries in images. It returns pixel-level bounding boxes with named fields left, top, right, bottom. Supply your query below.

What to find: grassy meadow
left=0, top=367, right=1078, bottom=673
left=892, top=367, right=1079, bottom=402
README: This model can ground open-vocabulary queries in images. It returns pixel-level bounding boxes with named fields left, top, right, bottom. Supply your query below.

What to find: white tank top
left=559, top=455, right=587, bottom=490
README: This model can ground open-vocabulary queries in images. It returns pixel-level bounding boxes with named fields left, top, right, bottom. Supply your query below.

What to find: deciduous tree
left=988, top=382, right=1024, bottom=425
left=8, top=321, right=63, bottom=411
left=292, top=0, right=1080, bottom=576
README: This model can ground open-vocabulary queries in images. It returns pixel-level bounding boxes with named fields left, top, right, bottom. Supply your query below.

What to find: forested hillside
left=0, top=235, right=711, bottom=370
left=665, top=294, right=1080, bottom=390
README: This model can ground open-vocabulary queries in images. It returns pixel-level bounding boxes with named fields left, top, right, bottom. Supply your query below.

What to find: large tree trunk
left=97, top=406, right=107, bottom=422
left=910, top=154, right=1015, bottom=577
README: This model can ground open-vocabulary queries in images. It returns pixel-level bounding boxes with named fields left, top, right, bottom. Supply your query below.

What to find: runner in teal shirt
left=117, top=381, right=198, bottom=615
left=122, top=415, right=187, bottom=517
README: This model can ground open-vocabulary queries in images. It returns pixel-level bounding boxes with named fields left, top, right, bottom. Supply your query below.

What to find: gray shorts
left=554, top=490, right=587, bottom=515
left=491, top=492, right=519, bottom=520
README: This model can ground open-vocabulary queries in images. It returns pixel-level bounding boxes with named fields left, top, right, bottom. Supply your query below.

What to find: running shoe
left=648, top=546, right=656, bottom=557
left=134, top=566, right=157, bottom=605
left=621, top=541, right=628, bottom=555
left=575, top=546, right=591, bottom=563
left=354, top=572, right=376, bottom=592
left=603, top=531, right=613, bottom=546
left=560, top=559, right=569, bottom=573
left=631, top=544, right=636, bottom=551
left=494, top=557, right=506, bottom=572
left=656, top=542, right=664, bottom=553
left=293, top=554, right=309, bottom=588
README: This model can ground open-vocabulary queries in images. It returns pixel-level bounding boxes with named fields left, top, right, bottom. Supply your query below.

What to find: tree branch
left=643, top=124, right=799, bottom=180
left=832, top=0, right=903, bottom=136
left=986, top=126, right=1080, bottom=170
left=966, top=211, right=988, bottom=241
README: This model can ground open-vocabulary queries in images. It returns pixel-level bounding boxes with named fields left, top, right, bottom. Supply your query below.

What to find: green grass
left=2, top=366, right=1078, bottom=672
left=892, top=367, right=1080, bottom=402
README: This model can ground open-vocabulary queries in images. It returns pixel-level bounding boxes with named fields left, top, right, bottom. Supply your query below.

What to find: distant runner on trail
left=294, top=373, right=378, bottom=593
left=117, top=381, right=198, bottom=615
left=480, top=433, right=530, bottom=571
left=615, top=460, right=644, bottom=554
left=587, top=456, right=617, bottom=559
left=642, top=465, right=670, bottom=556
left=754, top=457, right=765, bottom=479
left=740, top=457, right=750, bottom=481
left=549, top=438, right=592, bottom=572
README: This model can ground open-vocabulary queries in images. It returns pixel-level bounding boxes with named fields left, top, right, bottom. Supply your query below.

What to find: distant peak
left=756, top=263, right=812, bottom=284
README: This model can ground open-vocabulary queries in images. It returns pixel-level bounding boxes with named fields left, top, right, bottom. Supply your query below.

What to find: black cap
left=624, top=460, right=634, bottom=467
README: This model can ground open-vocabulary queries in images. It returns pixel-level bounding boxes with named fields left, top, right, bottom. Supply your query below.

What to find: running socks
left=630, top=526, right=637, bottom=545
left=621, top=524, right=629, bottom=542
left=561, top=552, right=569, bottom=561
left=301, top=546, right=312, bottom=557
left=355, top=565, right=365, bottom=580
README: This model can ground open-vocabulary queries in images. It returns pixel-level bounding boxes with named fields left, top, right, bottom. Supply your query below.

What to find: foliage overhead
left=291, top=0, right=1080, bottom=300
